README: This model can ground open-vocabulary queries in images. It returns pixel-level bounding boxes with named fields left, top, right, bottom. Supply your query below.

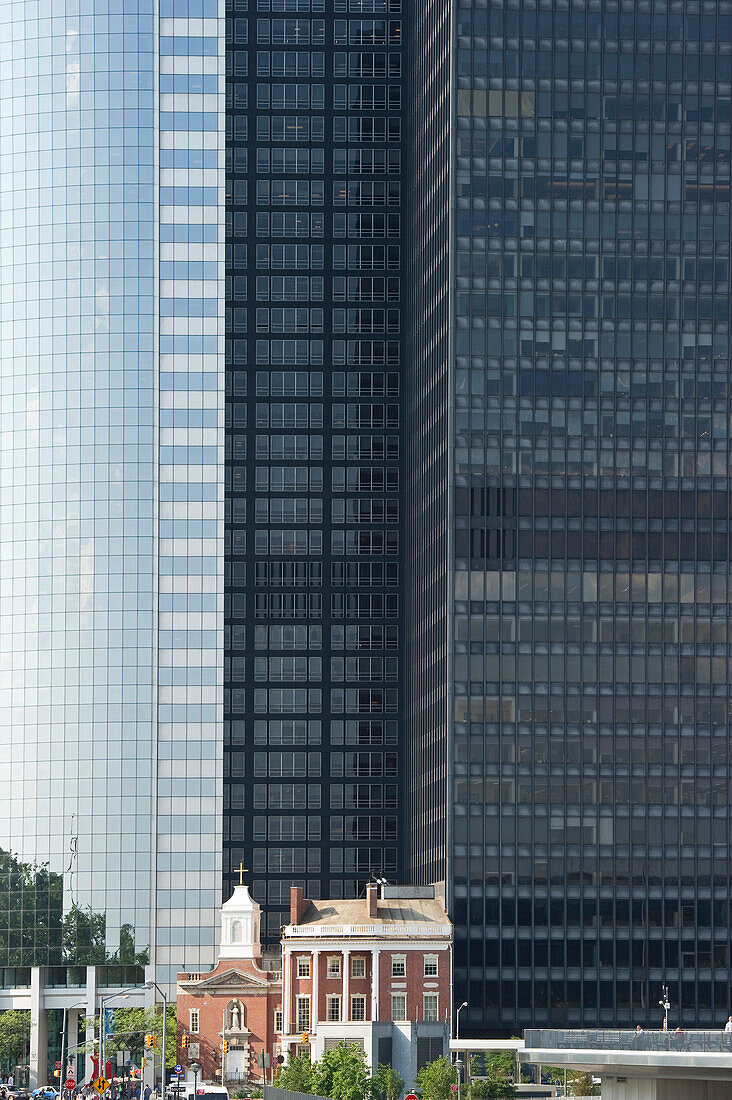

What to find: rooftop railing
left=524, top=1029, right=732, bottom=1054
left=283, top=922, right=451, bottom=937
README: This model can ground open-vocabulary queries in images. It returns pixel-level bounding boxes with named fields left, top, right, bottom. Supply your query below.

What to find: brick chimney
left=366, top=883, right=378, bottom=918
left=290, top=886, right=307, bottom=925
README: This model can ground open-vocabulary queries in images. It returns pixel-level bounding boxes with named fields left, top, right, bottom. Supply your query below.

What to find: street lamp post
left=455, top=1001, right=468, bottom=1041
left=190, top=1064, right=200, bottom=1100
left=59, top=1002, right=86, bottom=1095
left=659, top=985, right=670, bottom=1031
left=100, top=990, right=136, bottom=1084
left=146, top=981, right=168, bottom=1096
left=454, top=1057, right=463, bottom=1100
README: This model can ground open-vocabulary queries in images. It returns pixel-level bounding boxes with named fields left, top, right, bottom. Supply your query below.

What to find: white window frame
left=297, top=955, right=311, bottom=978
left=274, top=1009, right=284, bottom=1033
left=424, top=955, right=438, bottom=977
left=391, top=954, right=406, bottom=977
left=351, top=955, right=366, bottom=978
left=423, top=993, right=439, bottom=1021
left=189, top=1009, right=200, bottom=1033
left=326, top=995, right=341, bottom=1022
left=351, top=995, right=367, bottom=1022
left=296, top=995, right=311, bottom=1032
left=327, top=955, right=342, bottom=978
left=391, top=993, right=407, bottom=1022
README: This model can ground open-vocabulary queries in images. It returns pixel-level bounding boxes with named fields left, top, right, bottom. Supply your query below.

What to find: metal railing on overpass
left=524, top=1029, right=732, bottom=1054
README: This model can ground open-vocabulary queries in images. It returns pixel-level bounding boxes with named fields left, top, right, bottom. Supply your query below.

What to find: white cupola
left=219, top=882, right=262, bottom=961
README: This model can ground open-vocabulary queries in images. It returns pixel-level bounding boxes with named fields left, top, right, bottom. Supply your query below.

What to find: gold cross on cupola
left=235, top=862, right=249, bottom=886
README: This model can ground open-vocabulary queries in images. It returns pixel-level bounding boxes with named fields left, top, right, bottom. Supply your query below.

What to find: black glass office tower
left=224, top=0, right=405, bottom=934
left=407, top=0, right=732, bottom=1032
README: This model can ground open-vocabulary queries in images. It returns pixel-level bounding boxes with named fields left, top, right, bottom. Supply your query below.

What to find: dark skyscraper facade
left=225, top=0, right=404, bottom=934
left=407, top=0, right=732, bottom=1034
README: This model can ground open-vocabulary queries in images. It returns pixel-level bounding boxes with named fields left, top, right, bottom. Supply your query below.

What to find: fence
left=525, top=1029, right=732, bottom=1053
left=265, top=1086, right=330, bottom=1100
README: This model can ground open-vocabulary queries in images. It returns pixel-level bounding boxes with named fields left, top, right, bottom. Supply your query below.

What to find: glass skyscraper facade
left=0, top=0, right=225, bottom=988
left=7, top=0, right=732, bottom=1034
left=224, top=0, right=404, bottom=934
left=407, top=0, right=732, bottom=1034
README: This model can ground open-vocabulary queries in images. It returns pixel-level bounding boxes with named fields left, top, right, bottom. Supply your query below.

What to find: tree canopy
left=0, top=1011, right=30, bottom=1072
left=274, top=1046, right=404, bottom=1100
left=415, top=1056, right=457, bottom=1100
left=83, top=1006, right=177, bottom=1068
left=371, top=1064, right=404, bottom=1100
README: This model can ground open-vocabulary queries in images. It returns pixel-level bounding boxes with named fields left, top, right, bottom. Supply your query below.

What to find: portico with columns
left=282, top=883, right=452, bottom=1089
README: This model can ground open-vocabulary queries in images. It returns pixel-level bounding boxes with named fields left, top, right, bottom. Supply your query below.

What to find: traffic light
left=181, top=1035, right=190, bottom=1049
left=301, top=1033, right=309, bottom=1045
left=145, top=1034, right=157, bottom=1049
left=141, top=1059, right=146, bottom=1069
left=222, top=1041, right=230, bottom=1055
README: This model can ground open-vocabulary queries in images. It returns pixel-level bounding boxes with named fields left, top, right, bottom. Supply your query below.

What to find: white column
left=601, top=1078, right=658, bottom=1100
left=371, top=949, right=380, bottom=1021
left=66, top=1010, right=81, bottom=1078
left=342, top=950, right=350, bottom=1023
left=283, top=946, right=291, bottom=1033
left=85, top=965, right=98, bottom=1083
left=311, top=950, right=319, bottom=1031
left=29, top=967, right=47, bottom=1090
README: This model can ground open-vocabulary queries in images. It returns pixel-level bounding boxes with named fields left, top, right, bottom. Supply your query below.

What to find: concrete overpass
left=520, top=1029, right=732, bottom=1099
left=0, top=966, right=153, bottom=1090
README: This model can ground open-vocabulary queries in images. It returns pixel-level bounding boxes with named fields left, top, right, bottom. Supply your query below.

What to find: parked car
left=32, top=1089, right=59, bottom=1100
left=2, top=1087, right=31, bottom=1100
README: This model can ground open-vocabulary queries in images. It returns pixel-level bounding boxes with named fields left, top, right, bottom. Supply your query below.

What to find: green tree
left=470, top=1048, right=516, bottom=1080
left=273, top=1053, right=317, bottom=1093
left=86, top=1005, right=177, bottom=1068
left=468, top=1078, right=515, bottom=1100
left=311, top=1041, right=371, bottom=1100
left=567, top=1072, right=597, bottom=1096
left=0, top=1010, right=30, bottom=1071
left=371, top=1064, right=404, bottom=1100
left=415, top=1056, right=457, bottom=1100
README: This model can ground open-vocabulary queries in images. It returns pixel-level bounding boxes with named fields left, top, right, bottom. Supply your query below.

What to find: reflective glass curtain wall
left=225, top=0, right=405, bottom=934
left=408, top=0, right=732, bottom=1033
left=0, top=0, right=225, bottom=987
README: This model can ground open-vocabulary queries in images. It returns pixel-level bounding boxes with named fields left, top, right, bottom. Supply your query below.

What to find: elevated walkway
left=520, top=1029, right=732, bottom=1099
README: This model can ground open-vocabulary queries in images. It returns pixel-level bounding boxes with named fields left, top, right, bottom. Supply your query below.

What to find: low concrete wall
left=264, top=1086, right=330, bottom=1100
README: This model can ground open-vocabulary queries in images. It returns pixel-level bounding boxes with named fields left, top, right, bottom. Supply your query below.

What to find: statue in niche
left=230, top=1002, right=242, bottom=1031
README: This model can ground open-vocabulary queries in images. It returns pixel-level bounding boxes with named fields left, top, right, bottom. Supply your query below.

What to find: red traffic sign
left=64, top=1080, right=76, bottom=1091
left=406, top=1094, right=419, bottom=1100
left=451, top=1088, right=460, bottom=1093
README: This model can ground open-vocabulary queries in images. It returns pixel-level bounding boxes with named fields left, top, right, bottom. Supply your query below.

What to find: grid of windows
left=0, top=0, right=225, bottom=986
left=408, top=0, right=732, bottom=1035
left=225, top=0, right=404, bottom=935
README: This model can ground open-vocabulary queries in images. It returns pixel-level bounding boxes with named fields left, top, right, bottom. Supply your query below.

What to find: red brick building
left=282, top=883, right=452, bottom=1089
left=176, top=884, right=283, bottom=1086
left=175, top=882, right=452, bottom=1090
